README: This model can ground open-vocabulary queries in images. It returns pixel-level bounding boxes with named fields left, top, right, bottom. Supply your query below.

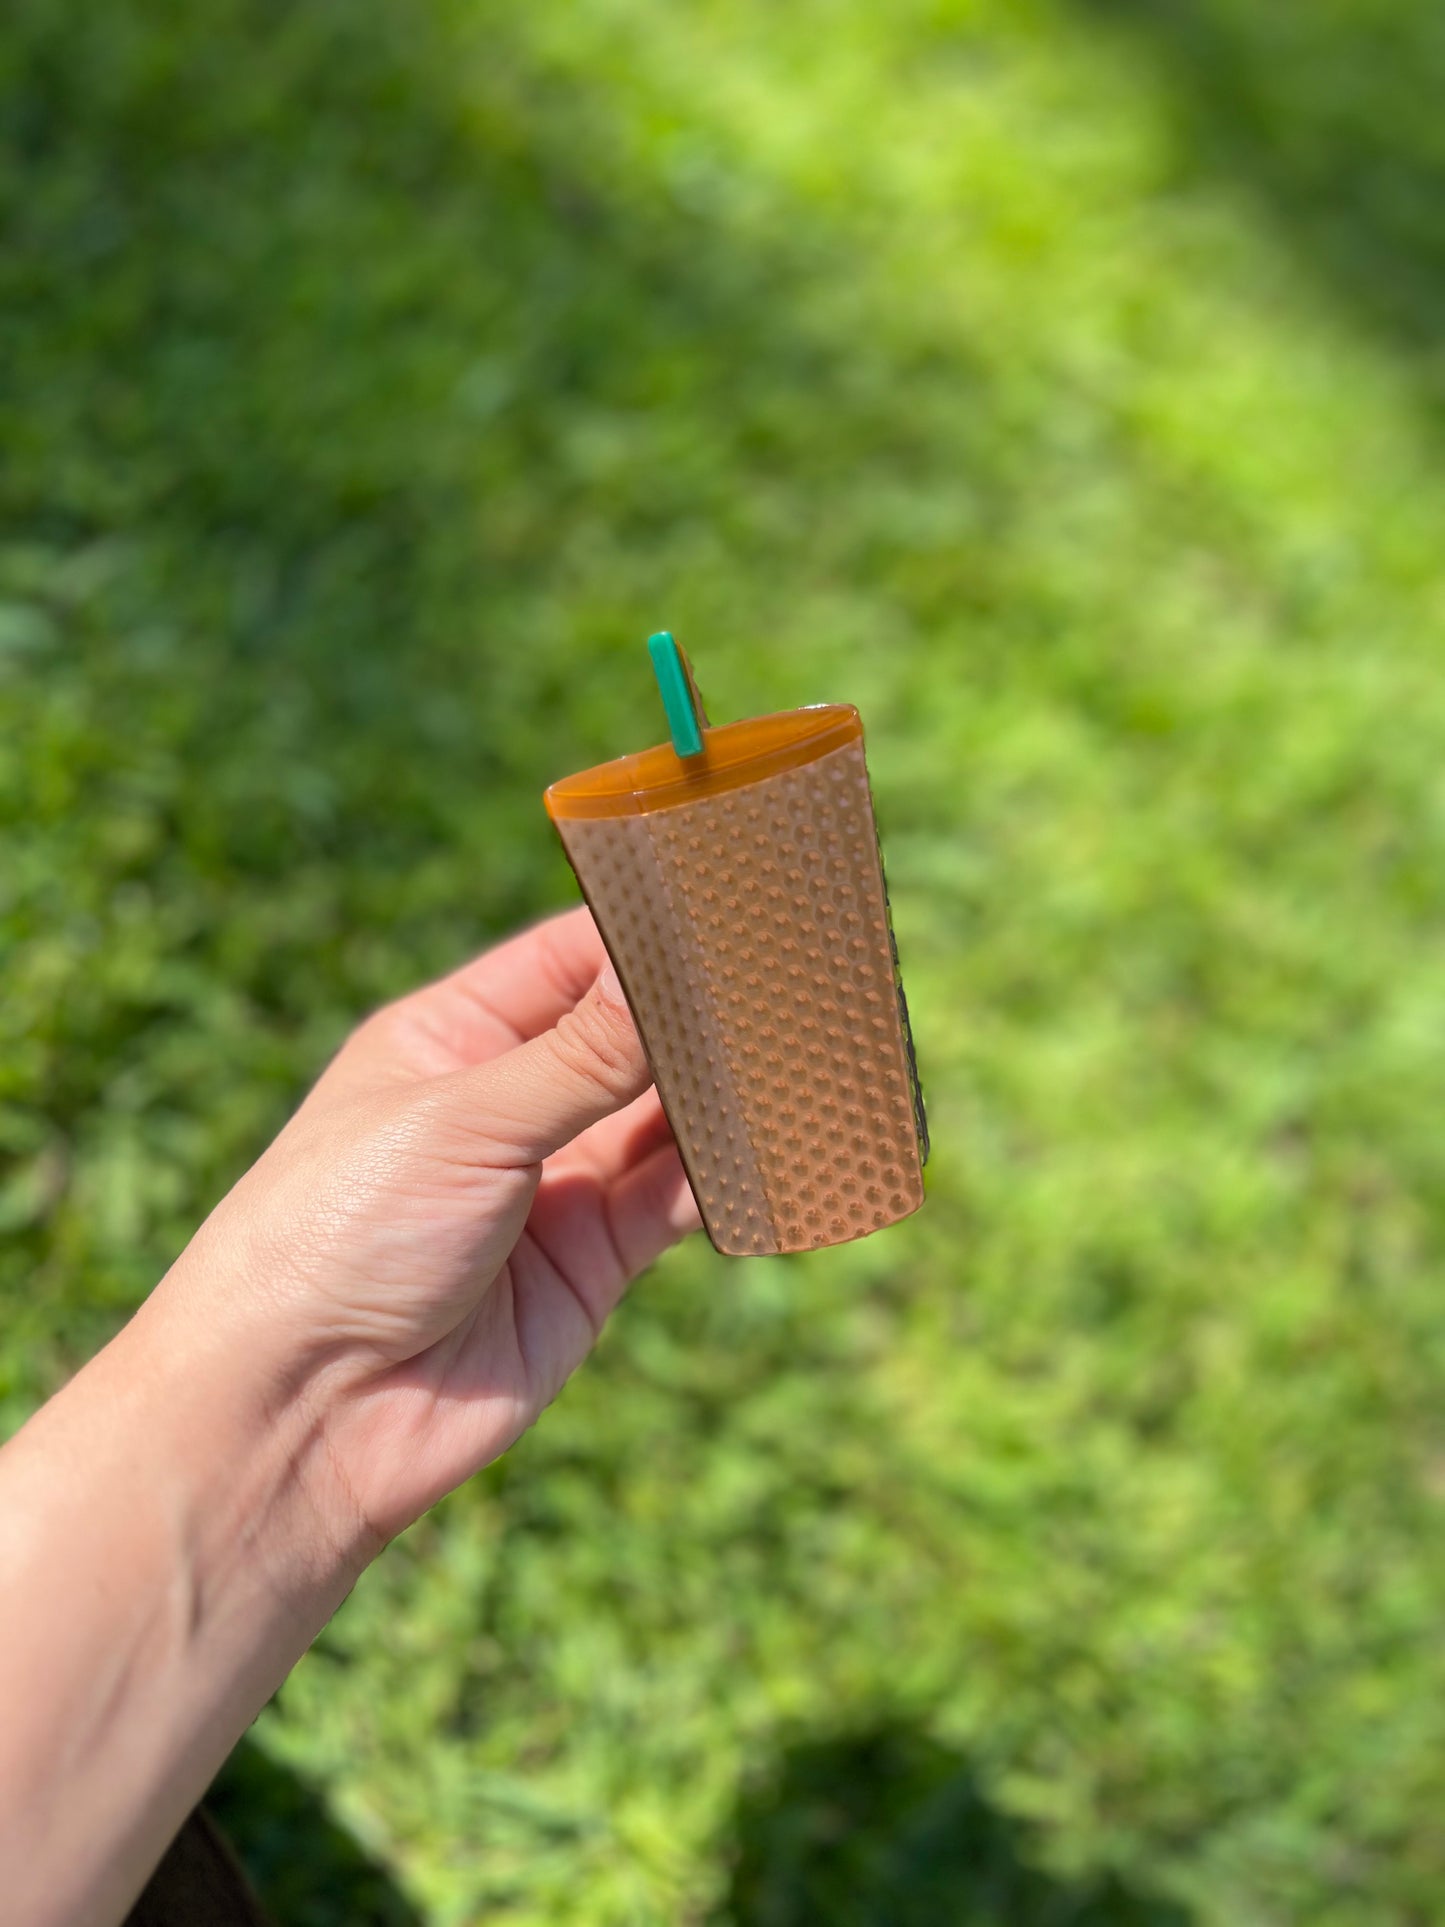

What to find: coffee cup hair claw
left=544, top=633, right=927, bottom=1257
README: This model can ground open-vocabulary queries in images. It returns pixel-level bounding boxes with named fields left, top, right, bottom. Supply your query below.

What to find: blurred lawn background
left=5, top=0, right=1445, bottom=1921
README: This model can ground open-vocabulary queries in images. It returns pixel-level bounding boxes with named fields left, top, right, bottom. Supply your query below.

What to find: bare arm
left=0, top=908, right=698, bottom=1926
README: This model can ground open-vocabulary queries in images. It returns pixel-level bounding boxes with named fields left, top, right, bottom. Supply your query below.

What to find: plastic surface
left=546, top=704, right=862, bottom=819
left=544, top=657, right=926, bottom=1257
left=647, top=630, right=705, bottom=758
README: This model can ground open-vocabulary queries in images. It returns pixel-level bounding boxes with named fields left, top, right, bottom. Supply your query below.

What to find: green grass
left=5, top=1, right=1445, bottom=1920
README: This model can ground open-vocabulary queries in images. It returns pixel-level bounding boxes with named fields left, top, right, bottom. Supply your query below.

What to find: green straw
left=647, top=631, right=705, bottom=758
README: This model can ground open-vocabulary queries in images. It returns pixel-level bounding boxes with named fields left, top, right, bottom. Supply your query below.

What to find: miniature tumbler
left=544, top=636, right=926, bottom=1256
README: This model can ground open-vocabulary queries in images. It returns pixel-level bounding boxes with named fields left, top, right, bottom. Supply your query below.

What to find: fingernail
left=598, top=958, right=626, bottom=1008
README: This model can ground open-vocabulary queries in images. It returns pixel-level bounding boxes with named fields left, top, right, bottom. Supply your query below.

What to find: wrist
left=121, top=1272, right=383, bottom=1605
left=0, top=1285, right=374, bottom=1925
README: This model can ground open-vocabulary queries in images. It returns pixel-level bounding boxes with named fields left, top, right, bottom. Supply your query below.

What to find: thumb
left=455, top=959, right=654, bottom=1166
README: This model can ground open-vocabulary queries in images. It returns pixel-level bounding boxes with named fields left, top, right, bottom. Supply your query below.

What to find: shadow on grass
left=1077, top=0, right=1445, bottom=405
left=713, top=1725, right=1192, bottom=1927
left=206, top=1738, right=421, bottom=1927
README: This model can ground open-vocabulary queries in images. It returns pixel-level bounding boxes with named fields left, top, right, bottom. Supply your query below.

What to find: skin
left=0, top=907, right=700, bottom=1927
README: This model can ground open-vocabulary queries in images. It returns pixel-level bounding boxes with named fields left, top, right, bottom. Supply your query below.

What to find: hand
left=146, top=906, right=701, bottom=1556
left=0, top=905, right=701, bottom=1927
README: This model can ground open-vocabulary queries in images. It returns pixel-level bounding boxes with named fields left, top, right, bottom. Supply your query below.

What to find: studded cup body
left=548, top=711, right=925, bottom=1257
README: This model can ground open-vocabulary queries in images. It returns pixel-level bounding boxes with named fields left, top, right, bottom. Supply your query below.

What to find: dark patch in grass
left=716, top=1724, right=1193, bottom=1926
left=209, top=1739, right=421, bottom=1927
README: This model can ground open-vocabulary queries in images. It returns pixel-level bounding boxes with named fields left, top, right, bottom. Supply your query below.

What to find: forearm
left=0, top=908, right=686, bottom=1923
left=0, top=1290, right=367, bottom=1927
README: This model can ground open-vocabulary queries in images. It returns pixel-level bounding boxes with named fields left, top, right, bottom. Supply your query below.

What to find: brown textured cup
left=545, top=704, right=925, bottom=1256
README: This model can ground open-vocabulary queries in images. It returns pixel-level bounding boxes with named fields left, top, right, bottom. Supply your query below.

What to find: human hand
left=0, top=907, right=701, bottom=1925
left=145, top=906, right=700, bottom=1560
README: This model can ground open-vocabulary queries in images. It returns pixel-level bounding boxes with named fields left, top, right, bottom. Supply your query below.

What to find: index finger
left=316, top=905, right=611, bottom=1098
left=441, top=905, right=608, bottom=1048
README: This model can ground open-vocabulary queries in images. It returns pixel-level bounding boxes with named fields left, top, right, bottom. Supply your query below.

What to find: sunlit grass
left=4, top=1, right=1445, bottom=1920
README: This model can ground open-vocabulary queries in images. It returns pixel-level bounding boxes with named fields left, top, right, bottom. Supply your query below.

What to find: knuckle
left=552, top=999, right=640, bottom=1097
